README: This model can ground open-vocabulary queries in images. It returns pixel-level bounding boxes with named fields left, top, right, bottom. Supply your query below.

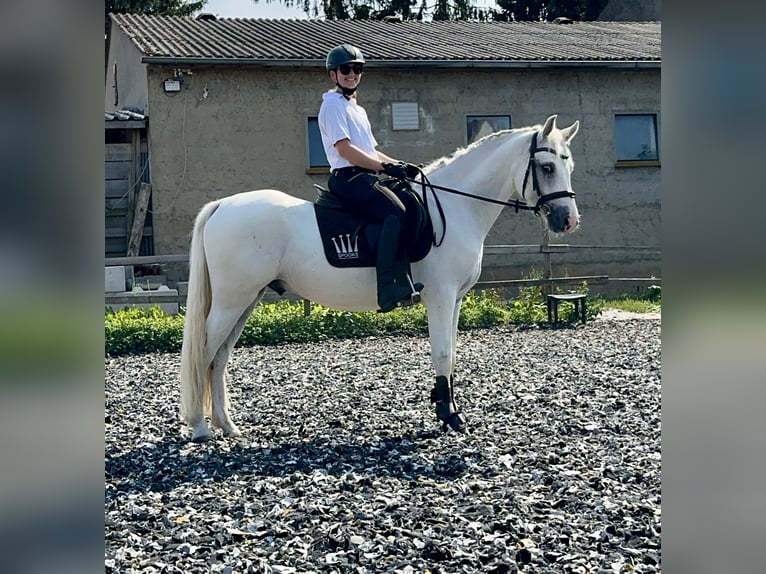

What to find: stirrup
left=405, top=274, right=423, bottom=304
left=377, top=282, right=414, bottom=313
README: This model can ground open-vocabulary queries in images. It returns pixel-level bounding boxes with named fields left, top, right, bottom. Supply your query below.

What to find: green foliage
left=458, top=290, right=511, bottom=328
left=271, top=0, right=606, bottom=21
left=492, top=0, right=607, bottom=21
left=105, top=306, right=185, bottom=356
left=104, top=282, right=654, bottom=356
left=592, top=284, right=661, bottom=314
left=106, top=0, right=206, bottom=18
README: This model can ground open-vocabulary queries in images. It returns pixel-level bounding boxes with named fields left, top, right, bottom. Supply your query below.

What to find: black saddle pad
left=313, top=180, right=433, bottom=269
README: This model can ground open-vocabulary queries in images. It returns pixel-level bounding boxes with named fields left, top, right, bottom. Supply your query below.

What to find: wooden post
left=542, top=222, right=552, bottom=295
left=127, top=182, right=151, bottom=257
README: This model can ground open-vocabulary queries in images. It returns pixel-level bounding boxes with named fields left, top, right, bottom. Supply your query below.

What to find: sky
left=201, top=0, right=309, bottom=19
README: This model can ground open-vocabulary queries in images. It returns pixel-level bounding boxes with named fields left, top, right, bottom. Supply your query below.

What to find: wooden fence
left=105, top=244, right=660, bottom=311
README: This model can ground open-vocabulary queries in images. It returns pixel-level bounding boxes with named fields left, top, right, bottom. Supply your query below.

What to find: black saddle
left=313, top=177, right=434, bottom=270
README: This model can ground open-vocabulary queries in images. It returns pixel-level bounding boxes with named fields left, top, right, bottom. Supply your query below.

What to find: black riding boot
left=376, top=215, right=416, bottom=312
left=431, top=375, right=467, bottom=433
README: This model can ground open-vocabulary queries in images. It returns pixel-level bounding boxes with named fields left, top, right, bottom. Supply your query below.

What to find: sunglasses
left=338, top=63, right=364, bottom=75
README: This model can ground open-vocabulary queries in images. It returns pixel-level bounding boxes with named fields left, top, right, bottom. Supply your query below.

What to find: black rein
left=407, top=130, right=576, bottom=247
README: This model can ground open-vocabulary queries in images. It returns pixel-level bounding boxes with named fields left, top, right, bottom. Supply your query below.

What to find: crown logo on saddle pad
left=331, top=233, right=359, bottom=259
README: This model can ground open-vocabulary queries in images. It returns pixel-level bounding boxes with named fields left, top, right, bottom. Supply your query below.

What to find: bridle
left=409, top=130, right=576, bottom=246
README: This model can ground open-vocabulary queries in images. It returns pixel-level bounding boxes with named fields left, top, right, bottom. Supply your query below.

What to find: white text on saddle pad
left=331, top=233, right=359, bottom=259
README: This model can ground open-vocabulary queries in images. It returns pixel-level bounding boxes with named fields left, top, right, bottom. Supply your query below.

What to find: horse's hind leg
left=207, top=297, right=261, bottom=437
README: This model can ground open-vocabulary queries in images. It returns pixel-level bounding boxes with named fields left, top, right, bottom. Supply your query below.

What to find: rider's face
left=332, top=65, right=363, bottom=89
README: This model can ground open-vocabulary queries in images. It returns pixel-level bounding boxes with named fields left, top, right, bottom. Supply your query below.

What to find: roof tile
left=110, top=14, right=660, bottom=64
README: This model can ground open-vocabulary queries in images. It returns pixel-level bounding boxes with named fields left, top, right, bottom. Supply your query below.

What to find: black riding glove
left=381, top=162, right=419, bottom=180
left=403, top=162, right=421, bottom=178
left=381, top=162, right=408, bottom=180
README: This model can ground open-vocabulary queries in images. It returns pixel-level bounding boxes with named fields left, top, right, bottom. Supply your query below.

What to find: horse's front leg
left=426, top=291, right=467, bottom=433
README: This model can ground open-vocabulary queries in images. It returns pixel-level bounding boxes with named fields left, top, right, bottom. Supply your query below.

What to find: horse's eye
left=541, top=163, right=555, bottom=174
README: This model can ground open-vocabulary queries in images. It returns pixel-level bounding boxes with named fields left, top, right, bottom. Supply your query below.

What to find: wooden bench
left=546, top=293, right=587, bottom=324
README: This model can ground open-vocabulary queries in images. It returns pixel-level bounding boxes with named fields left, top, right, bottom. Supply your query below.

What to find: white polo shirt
left=318, top=91, right=378, bottom=171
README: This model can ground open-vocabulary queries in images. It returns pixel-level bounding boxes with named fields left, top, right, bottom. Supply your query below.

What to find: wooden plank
left=105, top=292, right=180, bottom=305
left=483, top=244, right=544, bottom=255
left=541, top=244, right=570, bottom=254
left=105, top=222, right=128, bottom=238
left=127, top=183, right=152, bottom=257
left=105, top=161, right=131, bottom=180
left=106, top=237, right=128, bottom=256
left=105, top=120, right=146, bottom=130
left=474, top=275, right=609, bottom=288
left=105, top=144, right=133, bottom=161
left=106, top=196, right=128, bottom=211
left=483, top=244, right=570, bottom=255
left=105, top=179, right=129, bottom=197
left=105, top=254, right=190, bottom=266
left=608, top=277, right=662, bottom=283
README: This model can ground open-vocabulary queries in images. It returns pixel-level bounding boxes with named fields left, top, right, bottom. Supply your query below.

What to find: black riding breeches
left=328, top=167, right=407, bottom=226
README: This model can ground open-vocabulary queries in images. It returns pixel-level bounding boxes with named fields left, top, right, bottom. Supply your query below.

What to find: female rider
left=318, top=43, right=421, bottom=312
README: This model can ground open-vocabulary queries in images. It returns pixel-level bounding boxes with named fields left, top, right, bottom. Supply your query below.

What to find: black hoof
left=440, top=412, right=467, bottom=433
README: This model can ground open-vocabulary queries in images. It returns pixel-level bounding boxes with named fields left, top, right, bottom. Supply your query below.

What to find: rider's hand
left=381, top=162, right=409, bottom=180
left=403, top=162, right=421, bottom=179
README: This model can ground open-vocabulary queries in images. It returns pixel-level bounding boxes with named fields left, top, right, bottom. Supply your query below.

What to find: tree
left=288, top=0, right=607, bottom=21
left=491, top=0, right=608, bottom=21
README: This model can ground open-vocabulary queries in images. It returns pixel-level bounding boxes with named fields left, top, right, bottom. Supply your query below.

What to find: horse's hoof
left=440, top=412, right=467, bottom=434
left=190, top=432, right=213, bottom=443
left=190, top=427, right=214, bottom=442
left=223, top=426, right=242, bottom=438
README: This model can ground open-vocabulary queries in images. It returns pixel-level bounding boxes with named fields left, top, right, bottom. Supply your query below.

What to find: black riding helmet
left=326, top=44, right=365, bottom=70
left=326, top=44, right=365, bottom=97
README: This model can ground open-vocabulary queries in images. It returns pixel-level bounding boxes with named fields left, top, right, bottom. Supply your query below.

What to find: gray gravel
left=105, top=317, right=661, bottom=573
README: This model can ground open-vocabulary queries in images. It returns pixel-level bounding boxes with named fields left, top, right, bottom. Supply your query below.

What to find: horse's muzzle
left=546, top=204, right=579, bottom=233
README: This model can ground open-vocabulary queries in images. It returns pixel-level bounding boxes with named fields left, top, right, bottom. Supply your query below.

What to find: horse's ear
left=542, top=115, right=558, bottom=139
left=561, top=120, right=580, bottom=142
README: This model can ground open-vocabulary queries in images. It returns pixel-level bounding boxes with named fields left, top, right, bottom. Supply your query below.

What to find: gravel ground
left=105, top=315, right=661, bottom=573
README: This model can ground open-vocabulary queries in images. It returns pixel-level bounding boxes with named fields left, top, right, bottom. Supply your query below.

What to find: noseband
left=521, top=131, right=576, bottom=216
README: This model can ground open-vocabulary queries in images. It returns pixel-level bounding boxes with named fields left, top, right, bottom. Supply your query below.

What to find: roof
left=109, top=14, right=660, bottom=68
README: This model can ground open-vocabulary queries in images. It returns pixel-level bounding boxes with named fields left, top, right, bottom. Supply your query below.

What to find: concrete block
left=105, top=266, right=127, bottom=293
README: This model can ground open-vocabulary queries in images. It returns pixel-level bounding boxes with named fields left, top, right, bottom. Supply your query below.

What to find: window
left=467, top=115, right=511, bottom=145
left=615, top=114, right=659, bottom=165
left=307, top=117, right=329, bottom=173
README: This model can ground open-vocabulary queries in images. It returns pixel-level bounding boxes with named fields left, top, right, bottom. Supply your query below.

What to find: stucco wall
left=144, top=65, right=660, bottom=289
left=105, top=25, right=149, bottom=113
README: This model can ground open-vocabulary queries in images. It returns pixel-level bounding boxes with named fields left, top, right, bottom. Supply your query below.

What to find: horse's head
left=519, top=115, right=580, bottom=234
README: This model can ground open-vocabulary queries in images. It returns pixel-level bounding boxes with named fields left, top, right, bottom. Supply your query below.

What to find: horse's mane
left=424, top=126, right=539, bottom=172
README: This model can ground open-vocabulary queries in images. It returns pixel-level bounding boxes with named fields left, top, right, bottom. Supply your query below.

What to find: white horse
left=180, top=115, right=580, bottom=442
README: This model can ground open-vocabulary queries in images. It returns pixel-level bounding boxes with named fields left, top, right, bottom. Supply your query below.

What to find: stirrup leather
left=430, top=375, right=467, bottom=433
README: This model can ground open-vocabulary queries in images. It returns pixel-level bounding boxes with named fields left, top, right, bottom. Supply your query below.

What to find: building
left=105, top=14, right=661, bottom=290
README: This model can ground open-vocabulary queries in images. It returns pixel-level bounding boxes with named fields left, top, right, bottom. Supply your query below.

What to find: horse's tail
left=180, top=200, right=220, bottom=424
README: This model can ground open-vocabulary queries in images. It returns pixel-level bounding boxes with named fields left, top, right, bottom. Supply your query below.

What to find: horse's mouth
left=547, top=209, right=579, bottom=234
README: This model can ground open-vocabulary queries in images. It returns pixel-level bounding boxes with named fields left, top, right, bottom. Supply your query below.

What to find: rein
left=409, top=130, right=576, bottom=247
